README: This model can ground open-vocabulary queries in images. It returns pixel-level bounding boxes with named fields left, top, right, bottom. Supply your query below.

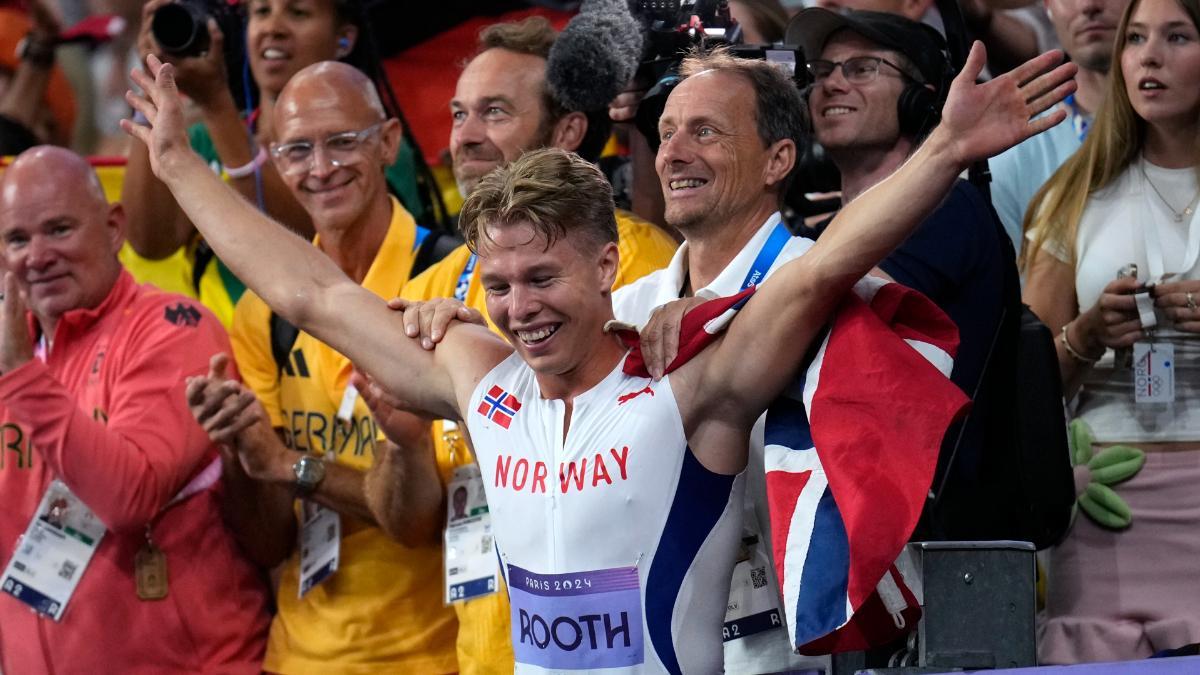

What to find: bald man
left=208, top=62, right=459, bottom=674
left=0, top=146, right=270, bottom=672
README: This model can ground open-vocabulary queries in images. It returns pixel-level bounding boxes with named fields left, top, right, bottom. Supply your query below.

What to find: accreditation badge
left=507, top=564, right=644, bottom=670
left=1, top=479, right=107, bottom=621
left=1134, top=342, right=1175, bottom=404
left=298, top=500, right=340, bottom=597
left=444, top=462, right=499, bottom=603
left=723, top=531, right=784, bottom=641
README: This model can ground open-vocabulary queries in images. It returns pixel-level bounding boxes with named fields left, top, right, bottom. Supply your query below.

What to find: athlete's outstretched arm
left=686, top=43, right=1076, bottom=450
left=122, top=56, right=502, bottom=419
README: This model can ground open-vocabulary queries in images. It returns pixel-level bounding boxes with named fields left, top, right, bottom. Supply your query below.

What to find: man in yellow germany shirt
left=373, top=17, right=678, bottom=675
left=218, top=62, right=457, bottom=673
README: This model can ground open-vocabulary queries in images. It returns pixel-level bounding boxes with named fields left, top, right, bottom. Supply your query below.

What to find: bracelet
left=1060, top=322, right=1100, bottom=364
left=224, top=145, right=267, bottom=179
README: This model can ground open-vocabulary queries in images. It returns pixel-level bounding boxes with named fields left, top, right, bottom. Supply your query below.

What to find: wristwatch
left=292, top=455, right=326, bottom=497
left=16, top=34, right=56, bottom=68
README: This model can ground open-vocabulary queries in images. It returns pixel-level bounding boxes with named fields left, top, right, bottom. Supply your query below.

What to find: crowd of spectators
left=0, top=0, right=1197, bottom=672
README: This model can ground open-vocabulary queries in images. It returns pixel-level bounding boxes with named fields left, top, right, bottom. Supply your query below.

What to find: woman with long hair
left=1023, top=0, right=1200, bottom=663
left=119, top=0, right=433, bottom=326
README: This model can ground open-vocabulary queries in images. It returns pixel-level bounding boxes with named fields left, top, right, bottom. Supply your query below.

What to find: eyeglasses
left=269, top=123, right=383, bottom=175
left=806, top=56, right=911, bottom=84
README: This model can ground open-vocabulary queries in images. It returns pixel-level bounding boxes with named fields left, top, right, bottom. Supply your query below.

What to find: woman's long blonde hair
left=1021, top=0, right=1200, bottom=270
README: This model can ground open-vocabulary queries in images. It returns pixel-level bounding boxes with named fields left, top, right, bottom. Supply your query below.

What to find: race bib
left=444, top=464, right=499, bottom=603
left=723, top=535, right=784, bottom=641
left=298, top=501, right=340, bottom=597
left=1134, top=342, right=1175, bottom=404
left=508, top=564, right=644, bottom=670
left=1, top=480, right=106, bottom=621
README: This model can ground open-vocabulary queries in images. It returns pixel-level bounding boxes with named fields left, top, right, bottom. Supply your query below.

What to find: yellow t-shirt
left=399, top=209, right=678, bottom=675
left=231, top=200, right=457, bottom=674
left=118, top=241, right=241, bottom=328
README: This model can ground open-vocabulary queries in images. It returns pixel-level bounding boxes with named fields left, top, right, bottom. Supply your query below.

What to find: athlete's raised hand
left=122, top=54, right=202, bottom=181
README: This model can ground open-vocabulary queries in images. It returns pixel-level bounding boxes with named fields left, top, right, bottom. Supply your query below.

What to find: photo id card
left=724, top=533, right=784, bottom=642
left=1, top=480, right=107, bottom=621
left=444, top=464, right=499, bottom=604
left=298, top=501, right=340, bottom=597
left=1134, top=342, right=1175, bottom=404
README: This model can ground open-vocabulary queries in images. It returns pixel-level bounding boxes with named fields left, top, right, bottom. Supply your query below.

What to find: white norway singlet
left=465, top=352, right=745, bottom=674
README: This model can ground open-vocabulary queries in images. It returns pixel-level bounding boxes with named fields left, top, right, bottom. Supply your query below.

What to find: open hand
left=122, top=54, right=200, bottom=180
left=936, top=42, right=1078, bottom=167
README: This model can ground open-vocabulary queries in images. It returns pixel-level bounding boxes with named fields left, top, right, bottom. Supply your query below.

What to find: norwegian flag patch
left=477, top=385, right=522, bottom=429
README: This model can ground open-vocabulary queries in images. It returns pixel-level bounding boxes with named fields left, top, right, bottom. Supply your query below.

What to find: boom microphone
left=547, top=0, right=645, bottom=112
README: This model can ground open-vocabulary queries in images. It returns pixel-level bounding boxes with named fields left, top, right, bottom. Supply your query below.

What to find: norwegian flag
left=477, top=384, right=522, bottom=429
left=621, top=277, right=968, bottom=654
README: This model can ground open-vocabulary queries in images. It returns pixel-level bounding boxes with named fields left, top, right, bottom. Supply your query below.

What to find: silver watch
left=292, top=455, right=326, bottom=497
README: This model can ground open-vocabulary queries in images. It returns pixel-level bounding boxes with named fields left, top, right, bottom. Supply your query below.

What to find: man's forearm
left=0, top=361, right=213, bottom=532
left=198, top=100, right=314, bottom=239
left=0, top=61, right=52, bottom=129
left=365, top=437, right=445, bottom=547
left=219, top=454, right=296, bottom=568
left=122, top=141, right=193, bottom=259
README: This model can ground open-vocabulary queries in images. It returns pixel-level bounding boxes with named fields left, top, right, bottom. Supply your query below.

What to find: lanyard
left=1139, top=158, right=1200, bottom=282
left=739, top=221, right=791, bottom=291
left=1064, top=94, right=1090, bottom=143
left=456, top=254, right=478, bottom=302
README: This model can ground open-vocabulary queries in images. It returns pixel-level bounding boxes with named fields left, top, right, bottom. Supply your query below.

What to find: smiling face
left=449, top=48, right=556, bottom=198
left=655, top=70, right=781, bottom=237
left=1045, top=0, right=1124, bottom=71
left=1120, top=0, right=1200, bottom=134
left=809, top=31, right=910, bottom=154
left=245, top=0, right=353, bottom=98
left=0, top=148, right=124, bottom=328
left=477, top=222, right=618, bottom=380
left=273, top=65, right=399, bottom=232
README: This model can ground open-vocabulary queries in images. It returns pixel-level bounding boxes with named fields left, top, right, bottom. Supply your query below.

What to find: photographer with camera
left=120, top=0, right=427, bottom=327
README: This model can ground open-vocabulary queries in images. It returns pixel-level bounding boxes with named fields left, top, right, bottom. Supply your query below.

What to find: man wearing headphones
left=790, top=8, right=1012, bottom=540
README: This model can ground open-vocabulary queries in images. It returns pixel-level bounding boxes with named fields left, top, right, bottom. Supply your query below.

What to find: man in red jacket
left=0, top=146, right=270, bottom=673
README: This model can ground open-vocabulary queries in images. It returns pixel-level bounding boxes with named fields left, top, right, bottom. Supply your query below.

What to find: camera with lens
left=151, top=0, right=242, bottom=58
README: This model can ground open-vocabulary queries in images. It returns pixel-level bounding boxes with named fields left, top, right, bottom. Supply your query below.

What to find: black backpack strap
left=269, top=312, right=301, bottom=375
left=192, top=239, right=216, bottom=296
left=411, top=229, right=465, bottom=279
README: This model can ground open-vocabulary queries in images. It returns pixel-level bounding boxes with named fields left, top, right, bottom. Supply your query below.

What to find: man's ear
left=106, top=202, right=127, bottom=255
left=551, top=111, right=588, bottom=153
left=597, top=240, right=619, bottom=295
left=379, top=117, right=403, bottom=166
left=762, top=138, right=796, bottom=190
left=336, top=26, right=359, bottom=58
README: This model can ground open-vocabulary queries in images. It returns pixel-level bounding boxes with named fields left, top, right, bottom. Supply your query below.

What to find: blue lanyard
left=456, top=254, right=478, bottom=302
left=1064, top=94, right=1090, bottom=143
left=739, top=222, right=791, bottom=291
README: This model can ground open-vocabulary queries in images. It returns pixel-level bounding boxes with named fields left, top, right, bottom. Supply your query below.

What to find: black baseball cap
left=785, top=8, right=949, bottom=87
